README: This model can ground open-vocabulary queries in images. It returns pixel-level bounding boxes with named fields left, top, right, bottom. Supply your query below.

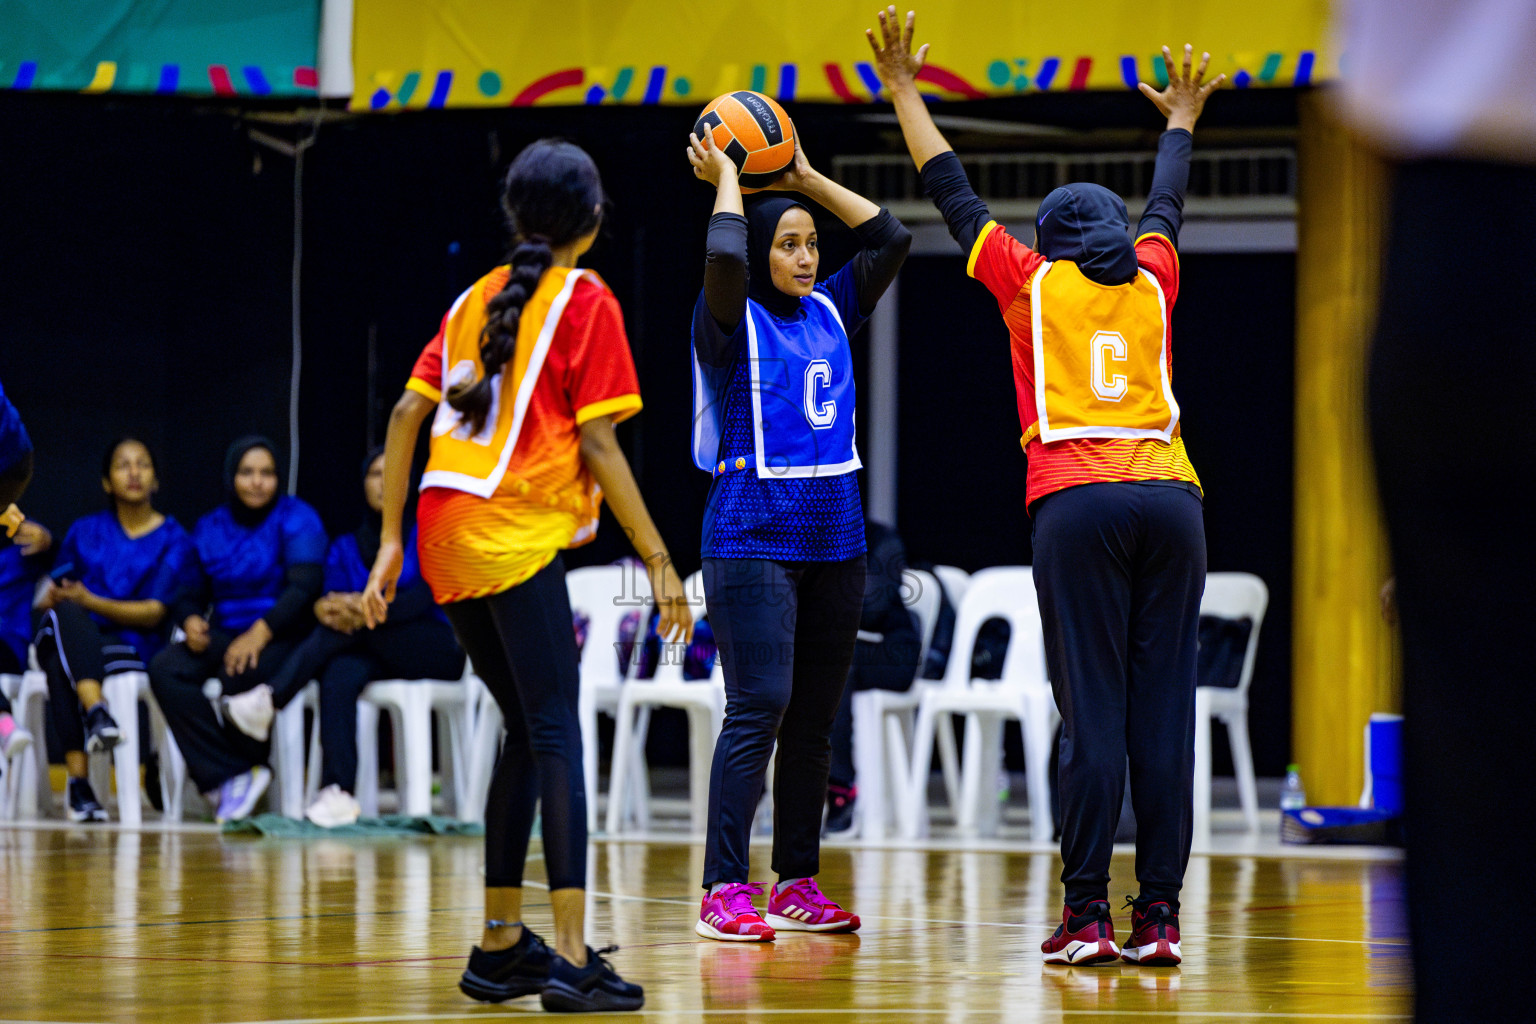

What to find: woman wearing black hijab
left=257, top=447, right=464, bottom=827
left=685, top=129, right=909, bottom=940
left=149, top=437, right=327, bottom=823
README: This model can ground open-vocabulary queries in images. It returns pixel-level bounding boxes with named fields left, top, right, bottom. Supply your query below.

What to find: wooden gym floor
left=0, top=823, right=1409, bottom=1022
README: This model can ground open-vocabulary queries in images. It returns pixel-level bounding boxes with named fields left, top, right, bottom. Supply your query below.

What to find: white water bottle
left=1280, top=763, right=1307, bottom=811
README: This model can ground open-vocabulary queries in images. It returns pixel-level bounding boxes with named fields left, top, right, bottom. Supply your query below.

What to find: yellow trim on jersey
left=1020, top=423, right=1041, bottom=448
left=966, top=220, right=999, bottom=279
left=1134, top=231, right=1180, bottom=270
left=406, top=377, right=442, bottom=403
left=575, top=393, right=643, bottom=427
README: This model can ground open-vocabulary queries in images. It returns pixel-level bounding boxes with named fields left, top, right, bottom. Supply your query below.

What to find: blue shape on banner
left=1119, top=56, right=1139, bottom=89
left=585, top=84, right=605, bottom=104
left=14, top=61, right=37, bottom=89
left=427, top=70, right=453, bottom=108
left=370, top=87, right=390, bottom=110
left=157, top=64, right=180, bottom=93
left=1295, top=51, right=1315, bottom=86
left=1035, top=57, right=1059, bottom=90
left=855, top=62, right=883, bottom=99
left=779, top=64, right=798, bottom=101
left=1233, top=69, right=1251, bottom=88
left=243, top=66, right=271, bottom=95
left=642, top=66, right=666, bottom=104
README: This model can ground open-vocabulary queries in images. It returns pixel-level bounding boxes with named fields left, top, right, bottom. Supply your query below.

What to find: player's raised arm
left=866, top=7, right=947, bottom=170
left=866, top=8, right=1007, bottom=261
left=1136, top=45, right=1225, bottom=251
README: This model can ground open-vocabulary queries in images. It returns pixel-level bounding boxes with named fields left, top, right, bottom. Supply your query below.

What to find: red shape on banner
left=823, top=64, right=862, bottom=103
left=208, top=65, right=236, bottom=95
left=294, top=67, right=319, bottom=89
left=915, top=64, right=986, bottom=99
left=1068, top=57, right=1093, bottom=90
left=512, top=68, right=585, bottom=106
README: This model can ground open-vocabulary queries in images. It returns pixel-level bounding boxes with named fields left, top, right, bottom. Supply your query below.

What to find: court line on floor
left=0, top=1013, right=1412, bottom=1024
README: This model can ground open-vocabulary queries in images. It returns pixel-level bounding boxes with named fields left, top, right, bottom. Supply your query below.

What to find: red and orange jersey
left=406, top=265, right=641, bottom=603
left=967, top=221, right=1200, bottom=508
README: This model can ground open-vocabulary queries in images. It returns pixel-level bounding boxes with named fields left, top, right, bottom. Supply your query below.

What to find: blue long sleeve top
left=55, top=511, right=196, bottom=661
left=180, top=495, right=328, bottom=636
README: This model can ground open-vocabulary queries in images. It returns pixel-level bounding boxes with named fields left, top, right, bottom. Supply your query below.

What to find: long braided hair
left=448, top=139, right=606, bottom=434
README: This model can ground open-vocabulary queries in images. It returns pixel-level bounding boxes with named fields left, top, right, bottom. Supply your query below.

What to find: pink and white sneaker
left=696, top=883, right=776, bottom=942
left=765, top=878, right=860, bottom=933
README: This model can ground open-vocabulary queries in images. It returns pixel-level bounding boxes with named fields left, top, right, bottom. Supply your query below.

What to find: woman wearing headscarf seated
left=257, top=447, right=465, bottom=827
left=149, top=436, right=326, bottom=823
left=33, top=438, right=195, bottom=822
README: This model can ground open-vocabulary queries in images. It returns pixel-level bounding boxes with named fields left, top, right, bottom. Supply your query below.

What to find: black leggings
left=1032, top=482, right=1206, bottom=910
left=149, top=631, right=296, bottom=793
left=266, top=617, right=465, bottom=792
left=701, top=556, right=865, bottom=888
left=441, top=555, right=585, bottom=892
left=34, top=601, right=146, bottom=755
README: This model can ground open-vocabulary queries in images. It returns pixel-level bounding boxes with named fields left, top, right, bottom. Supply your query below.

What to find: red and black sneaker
left=1041, top=900, right=1120, bottom=965
left=1120, top=899, right=1182, bottom=966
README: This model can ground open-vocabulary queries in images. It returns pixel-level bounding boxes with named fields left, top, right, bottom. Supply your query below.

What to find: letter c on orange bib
left=694, top=91, right=796, bottom=193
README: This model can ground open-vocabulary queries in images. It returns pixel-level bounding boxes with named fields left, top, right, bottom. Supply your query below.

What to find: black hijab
left=1034, top=183, right=1139, bottom=286
left=353, top=445, right=386, bottom=568
left=745, top=194, right=812, bottom=319
left=223, top=435, right=281, bottom=528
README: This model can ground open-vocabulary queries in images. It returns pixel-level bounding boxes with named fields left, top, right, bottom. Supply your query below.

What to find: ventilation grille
left=832, top=148, right=1296, bottom=212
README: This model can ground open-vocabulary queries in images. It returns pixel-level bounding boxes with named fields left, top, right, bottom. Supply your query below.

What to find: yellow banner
left=352, top=0, right=1332, bottom=111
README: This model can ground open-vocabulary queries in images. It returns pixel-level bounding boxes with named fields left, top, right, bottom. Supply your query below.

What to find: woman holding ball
left=686, top=121, right=910, bottom=941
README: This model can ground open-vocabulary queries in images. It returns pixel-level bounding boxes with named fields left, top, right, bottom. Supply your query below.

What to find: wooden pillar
left=1292, top=92, right=1399, bottom=806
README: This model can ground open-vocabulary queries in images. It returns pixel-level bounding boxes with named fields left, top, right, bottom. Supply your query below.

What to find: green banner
left=1, top=0, right=321, bottom=97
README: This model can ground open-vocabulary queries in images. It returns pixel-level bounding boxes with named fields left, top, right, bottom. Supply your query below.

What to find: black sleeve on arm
left=845, top=209, right=913, bottom=318
left=702, top=211, right=749, bottom=333
left=919, top=152, right=994, bottom=255
left=1137, top=128, right=1193, bottom=248
left=260, top=562, right=324, bottom=637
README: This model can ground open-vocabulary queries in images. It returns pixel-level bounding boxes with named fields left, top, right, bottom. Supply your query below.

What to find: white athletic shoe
left=224, top=684, right=274, bottom=741
left=306, top=784, right=362, bottom=828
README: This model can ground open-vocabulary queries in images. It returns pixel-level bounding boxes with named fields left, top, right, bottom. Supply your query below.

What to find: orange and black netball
left=693, top=90, right=796, bottom=192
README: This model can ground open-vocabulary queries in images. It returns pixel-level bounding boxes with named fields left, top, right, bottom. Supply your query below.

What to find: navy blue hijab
left=1034, top=184, right=1138, bottom=285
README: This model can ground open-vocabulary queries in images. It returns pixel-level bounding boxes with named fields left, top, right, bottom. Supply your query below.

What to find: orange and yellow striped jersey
left=967, top=221, right=1200, bottom=509
left=406, top=265, right=641, bottom=603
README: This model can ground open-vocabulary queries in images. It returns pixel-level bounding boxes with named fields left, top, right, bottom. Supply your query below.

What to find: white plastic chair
left=270, top=681, right=320, bottom=818
left=933, top=565, right=971, bottom=610
left=902, top=567, right=1058, bottom=842
left=567, top=565, right=650, bottom=832
left=1, top=669, right=51, bottom=819
left=96, top=670, right=188, bottom=826
left=605, top=570, right=722, bottom=835
left=354, top=661, right=475, bottom=818
left=848, top=568, right=962, bottom=839
left=1193, top=572, right=1268, bottom=840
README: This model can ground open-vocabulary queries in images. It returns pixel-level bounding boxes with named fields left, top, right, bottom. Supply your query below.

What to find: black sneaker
left=83, top=703, right=121, bottom=754
left=540, top=946, right=644, bottom=1013
left=459, top=926, right=553, bottom=1002
left=66, top=777, right=110, bottom=823
left=824, top=784, right=857, bottom=836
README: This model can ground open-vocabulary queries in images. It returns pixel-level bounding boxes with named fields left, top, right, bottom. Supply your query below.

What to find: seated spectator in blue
left=1, top=514, right=53, bottom=763
left=257, top=448, right=464, bottom=827
left=824, top=519, right=922, bottom=834
left=149, top=437, right=326, bottom=823
left=34, top=438, right=194, bottom=822
left=1, top=376, right=35, bottom=538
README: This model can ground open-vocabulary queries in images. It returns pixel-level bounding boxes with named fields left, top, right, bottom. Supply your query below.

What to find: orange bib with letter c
left=1027, top=260, right=1178, bottom=445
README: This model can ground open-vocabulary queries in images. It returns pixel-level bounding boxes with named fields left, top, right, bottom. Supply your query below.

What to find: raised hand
left=1139, top=44, right=1225, bottom=133
left=866, top=7, right=929, bottom=91
left=688, top=130, right=738, bottom=187
left=764, top=136, right=818, bottom=193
